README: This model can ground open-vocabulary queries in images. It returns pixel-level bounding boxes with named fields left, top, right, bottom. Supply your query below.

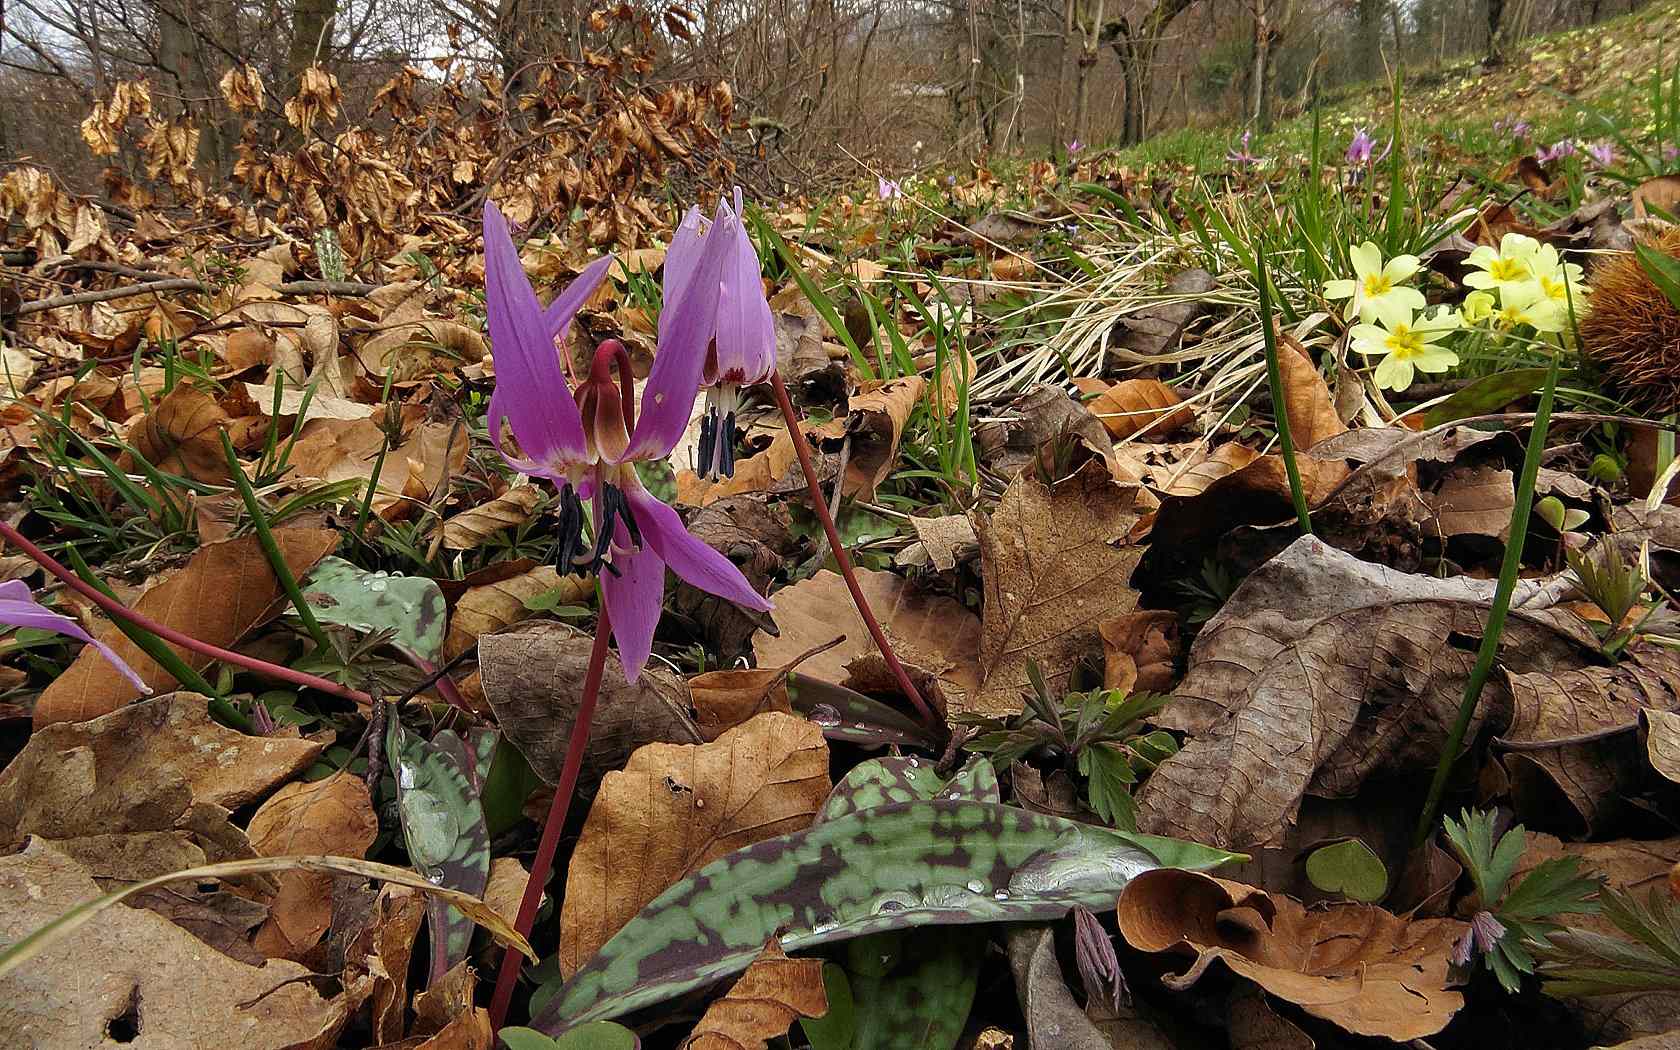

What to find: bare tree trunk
left=1072, top=0, right=1103, bottom=143
left=1249, top=0, right=1268, bottom=127
left=286, top=0, right=337, bottom=86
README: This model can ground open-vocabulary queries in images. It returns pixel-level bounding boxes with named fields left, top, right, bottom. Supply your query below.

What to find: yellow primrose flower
left=1498, top=280, right=1570, bottom=333
left=1324, top=241, right=1426, bottom=322
left=1349, top=301, right=1461, bottom=392
left=1464, top=233, right=1542, bottom=293
left=1462, top=290, right=1496, bottom=324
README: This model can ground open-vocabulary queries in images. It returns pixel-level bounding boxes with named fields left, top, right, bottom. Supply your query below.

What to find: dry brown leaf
left=1086, top=379, right=1194, bottom=441
left=754, top=567, right=981, bottom=713
left=0, top=839, right=343, bottom=1048
left=480, top=621, right=701, bottom=786
left=1514, top=834, right=1680, bottom=936
left=35, top=529, right=339, bottom=726
left=1633, top=174, right=1680, bottom=219
left=482, top=857, right=531, bottom=928
left=1646, top=708, right=1680, bottom=785
left=1116, top=868, right=1466, bottom=1040
left=440, top=486, right=544, bottom=549
left=0, top=693, right=321, bottom=850
left=443, top=565, right=591, bottom=661
left=1160, top=443, right=1263, bottom=497
left=1500, top=646, right=1680, bottom=835
left=975, top=385, right=1128, bottom=485
left=896, top=513, right=980, bottom=572
left=682, top=938, right=828, bottom=1050
left=1227, top=986, right=1315, bottom=1050
left=1110, top=269, right=1217, bottom=357
left=1099, top=610, right=1180, bottom=693
left=690, top=641, right=839, bottom=741
left=844, top=376, right=923, bottom=499
left=1006, top=923, right=1171, bottom=1050
left=248, top=772, right=380, bottom=960
left=557, top=712, right=830, bottom=976
left=971, top=459, right=1147, bottom=718
left=286, top=417, right=467, bottom=520
left=1428, top=465, right=1515, bottom=541
left=670, top=495, right=794, bottom=660
left=351, top=885, right=428, bottom=1044
left=1138, top=537, right=1595, bottom=849
left=125, top=383, right=264, bottom=484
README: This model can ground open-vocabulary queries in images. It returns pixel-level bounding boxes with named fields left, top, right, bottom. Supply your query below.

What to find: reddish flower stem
left=767, top=371, right=945, bottom=738
left=487, top=601, right=613, bottom=1032
left=0, top=519, right=375, bottom=709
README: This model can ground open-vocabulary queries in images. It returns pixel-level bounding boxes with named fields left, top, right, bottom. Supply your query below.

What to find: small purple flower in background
left=1586, top=141, right=1615, bottom=167
left=1536, top=139, right=1577, bottom=164
left=482, top=201, right=771, bottom=679
left=877, top=176, right=904, bottom=201
left=1067, top=139, right=1084, bottom=156
left=945, top=174, right=957, bottom=187
left=1451, top=910, right=1508, bottom=968
left=1344, top=127, right=1392, bottom=167
left=663, top=189, right=777, bottom=481
left=0, top=580, right=148, bottom=690
left=1664, top=144, right=1679, bottom=163
left=1227, top=130, right=1259, bottom=168
left=1493, top=118, right=1532, bottom=141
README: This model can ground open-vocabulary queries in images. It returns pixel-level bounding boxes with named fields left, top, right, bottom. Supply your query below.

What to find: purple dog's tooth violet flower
left=481, top=201, right=771, bottom=680
left=0, top=580, right=148, bottom=690
left=1344, top=127, right=1392, bottom=167
left=1067, top=139, right=1084, bottom=155
left=1587, top=141, right=1615, bottom=167
left=1536, top=139, right=1577, bottom=164
left=662, top=188, right=777, bottom=482
left=1227, top=130, right=1259, bottom=168
left=877, top=176, right=904, bottom=201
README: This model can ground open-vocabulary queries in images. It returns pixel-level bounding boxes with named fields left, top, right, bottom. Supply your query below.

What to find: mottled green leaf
left=501, top=1023, right=640, bottom=1050
left=303, top=556, right=447, bottom=659
left=788, top=674, right=939, bottom=749
left=818, top=756, right=998, bottom=822
left=532, top=800, right=1242, bottom=1033
left=387, top=716, right=491, bottom=979
left=1305, top=838, right=1388, bottom=902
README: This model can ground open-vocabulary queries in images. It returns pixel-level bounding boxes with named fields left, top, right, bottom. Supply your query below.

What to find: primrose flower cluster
left=1323, top=235, right=1588, bottom=393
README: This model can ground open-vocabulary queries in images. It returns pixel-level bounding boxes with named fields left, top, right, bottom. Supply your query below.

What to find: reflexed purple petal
left=626, top=484, right=770, bottom=612
left=623, top=200, right=736, bottom=460
left=542, top=254, right=616, bottom=344
left=598, top=525, right=666, bottom=681
left=712, top=200, right=776, bottom=385
left=660, top=206, right=707, bottom=335
left=483, top=202, right=588, bottom=478
left=0, top=581, right=149, bottom=692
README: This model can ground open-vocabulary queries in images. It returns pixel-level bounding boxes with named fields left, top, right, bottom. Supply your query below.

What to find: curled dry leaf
left=248, top=772, right=380, bottom=960
left=683, top=938, right=828, bottom=1050
left=1115, top=868, right=1466, bottom=1041
left=754, top=567, right=980, bottom=715
left=975, top=385, right=1128, bottom=485
left=479, top=621, right=701, bottom=786
left=443, top=565, right=591, bottom=661
left=1099, top=610, right=1180, bottom=693
left=36, top=528, right=339, bottom=726
left=670, top=495, right=792, bottom=661
left=1138, top=537, right=1595, bottom=849
left=896, top=513, right=979, bottom=572
left=677, top=417, right=847, bottom=507
left=0, top=839, right=344, bottom=1049
left=287, top=417, right=468, bottom=521
left=1110, top=268, right=1218, bottom=358
left=843, top=376, right=923, bottom=500
left=1646, top=708, right=1680, bottom=785
left=972, top=459, right=1147, bottom=718
left=1086, top=379, right=1194, bottom=441
left=124, top=382, right=265, bottom=483
left=440, top=485, right=544, bottom=550
left=557, top=712, right=831, bottom=977
left=1500, top=646, right=1680, bottom=835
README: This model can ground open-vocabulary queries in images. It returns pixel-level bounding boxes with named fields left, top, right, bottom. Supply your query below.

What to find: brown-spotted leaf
left=557, top=712, right=831, bottom=977
left=754, top=568, right=980, bottom=715
left=682, top=938, right=828, bottom=1050
left=1138, top=537, right=1595, bottom=849
left=971, top=458, right=1147, bottom=718
left=480, top=621, right=701, bottom=786
left=1116, top=868, right=1466, bottom=1040
left=1500, top=646, right=1680, bottom=835
left=248, top=772, right=379, bottom=960
left=35, top=529, right=339, bottom=726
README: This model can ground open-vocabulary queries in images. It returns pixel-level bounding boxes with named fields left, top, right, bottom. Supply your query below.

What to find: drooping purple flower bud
left=1067, top=139, right=1084, bottom=155
left=1072, top=905, right=1128, bottom=1012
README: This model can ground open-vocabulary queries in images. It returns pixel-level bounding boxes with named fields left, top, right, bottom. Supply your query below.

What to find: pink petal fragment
left=0, top=581, right=149, bottom=693
left=598, top=526, right=666, bottom=681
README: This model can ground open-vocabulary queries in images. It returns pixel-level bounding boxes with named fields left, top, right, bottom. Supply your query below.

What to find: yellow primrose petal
left=1382, top=254, right=1422, bottom=283
left=1410, top=345, right=1460, bottom=373
left=1499, top=232, right=1541, bottom=260
left=1466, top=245, right=1500, bottom=269
left=1349, top=241, right=1383, bottom=278
left=1367, top=295, right=1418, bottom=329
left=1373, top=353, right=1415, bottom=391
left=1324, top=278, right=1357, bottom=300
